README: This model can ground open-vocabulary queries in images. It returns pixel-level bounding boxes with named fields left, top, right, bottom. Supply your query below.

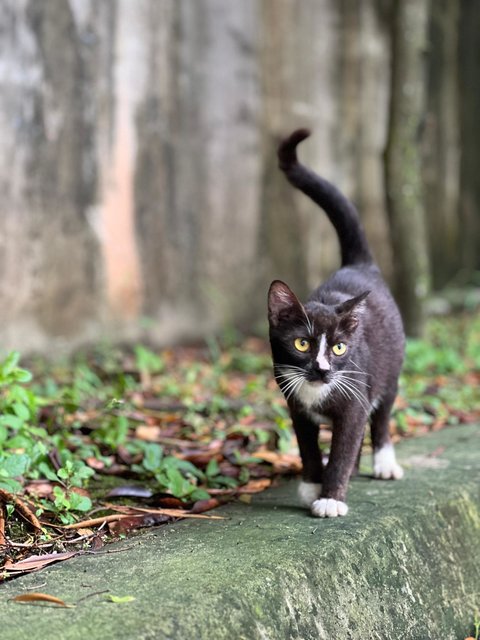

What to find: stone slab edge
left=0, top=424, right=479, bottom=640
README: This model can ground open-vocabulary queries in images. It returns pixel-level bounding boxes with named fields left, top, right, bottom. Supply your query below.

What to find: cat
left=268, top=128, right=405, bottom=518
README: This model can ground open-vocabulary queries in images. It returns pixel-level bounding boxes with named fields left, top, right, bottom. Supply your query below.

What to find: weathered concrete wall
left=0, top=0, right=476, bottom=351
left=1, top=424, right=479, bottom=639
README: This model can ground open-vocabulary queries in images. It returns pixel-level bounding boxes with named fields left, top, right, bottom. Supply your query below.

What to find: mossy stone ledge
left=1, top=424, right=479, bottom=640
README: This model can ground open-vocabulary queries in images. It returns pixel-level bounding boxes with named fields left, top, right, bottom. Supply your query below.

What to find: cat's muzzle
left=307, top=369, right=330, bottom=384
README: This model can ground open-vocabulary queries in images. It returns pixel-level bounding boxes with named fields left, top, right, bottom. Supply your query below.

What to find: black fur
left=269, top=130, right=405, bottom=514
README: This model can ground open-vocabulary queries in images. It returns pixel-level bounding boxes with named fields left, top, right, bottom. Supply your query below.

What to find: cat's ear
left=335, top=291, right=370, bottom=334
left=268, top=280, right=304, bottom=327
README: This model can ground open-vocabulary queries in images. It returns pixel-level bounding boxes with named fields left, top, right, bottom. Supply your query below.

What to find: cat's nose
left=311, top=362, right=330, bottom=382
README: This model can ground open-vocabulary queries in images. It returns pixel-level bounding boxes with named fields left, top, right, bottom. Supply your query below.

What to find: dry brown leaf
left=148, top=494, right=185, bottom=509
left=89, top=534, right=105, bottom=551
left=205, top=487, right=237, bottom=496
left=12, top=592, right=73, bottom=607
left=237, top=478, right=272, bottom=493
left=85, top=457, right=106, bottom=470
left=135, top=425, right=162, bottom=441
left=6, top=551, right=78, bottom=573
left=179, top=451, right=222, bottom=467
left=108, top=513, right=170, bottom=535
left=24, top=480, right=57, bottom=499
left=250, top=450, right=302, bottom=473
left=190, top=498, right=221, bottom=514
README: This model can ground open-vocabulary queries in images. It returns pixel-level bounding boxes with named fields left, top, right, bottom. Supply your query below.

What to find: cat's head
left=268, top=280, right=369, bottom=402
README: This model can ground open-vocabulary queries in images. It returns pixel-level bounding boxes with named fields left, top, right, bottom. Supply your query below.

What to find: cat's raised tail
left=278, top=129, right=373, bottom=267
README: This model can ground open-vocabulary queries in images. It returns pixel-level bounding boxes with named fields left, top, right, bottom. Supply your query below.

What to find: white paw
left=373, top=444, right=404, bottom=480
left=311, top=498, right=348, bottom=518
left=298, top=481, right=321, bottom=507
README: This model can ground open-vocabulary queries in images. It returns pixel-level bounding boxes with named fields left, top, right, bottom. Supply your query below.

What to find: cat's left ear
left=268, top=280, right=305, bottom=327
left=335, top=291, right=370, bottom=333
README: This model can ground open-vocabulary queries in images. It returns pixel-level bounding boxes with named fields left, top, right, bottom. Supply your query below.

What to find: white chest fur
left=295, top=380, right=333, bottom=424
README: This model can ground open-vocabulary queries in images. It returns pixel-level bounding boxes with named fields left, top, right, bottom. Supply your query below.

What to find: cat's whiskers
left=300, top=306, right=314, bottom=336
left=348, top=358, right=364, bottom=372
left=333, top=374, right=371, bottom=414
left=274, top=367, right=306, bottom=381
left=331, top=378, right=350, bottom=404
left=335, top=372, right=370, bottom=396
left=280, top=376, right=306, bottom=400
left=339, top=369, right=370, bottom=378
left=273, top=365, right=307, bottom=400
left=338, top=374, right=370, bottom=388
left=278, top=377, right=305, bottom=394
left=274, top=363, right=306, bottom=373
left=284, top=376, right=306, bottom=401
left=335, top=383, right=370, bottom=415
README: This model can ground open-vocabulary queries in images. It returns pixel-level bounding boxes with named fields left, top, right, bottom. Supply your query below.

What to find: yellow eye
left=294, top=338, right=310, bottom=353
left=332, top=342, right=347, bottom=356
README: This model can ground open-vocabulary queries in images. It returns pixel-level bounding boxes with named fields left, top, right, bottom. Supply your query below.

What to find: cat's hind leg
left=370, top=390, right=404, bottom=480
left=350, top=436, right=364, bottom=478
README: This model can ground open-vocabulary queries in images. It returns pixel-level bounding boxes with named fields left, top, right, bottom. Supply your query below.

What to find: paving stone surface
left=1, top=424, right=479, bottom=640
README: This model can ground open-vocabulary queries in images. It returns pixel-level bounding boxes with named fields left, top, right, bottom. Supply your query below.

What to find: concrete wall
left=0, top=0, right=473, bottom=352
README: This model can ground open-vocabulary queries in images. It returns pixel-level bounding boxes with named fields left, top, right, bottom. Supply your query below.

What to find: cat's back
left=310, top=264, right=390, bottom=306
left=311, top=264, right=404, bottom=341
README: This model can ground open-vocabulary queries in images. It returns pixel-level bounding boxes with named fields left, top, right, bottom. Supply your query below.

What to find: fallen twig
left=0, top=504, right=6, bottom=544
left=62, top=508, right=225, bottom=530
left=0, top=489, right=42, bottom=533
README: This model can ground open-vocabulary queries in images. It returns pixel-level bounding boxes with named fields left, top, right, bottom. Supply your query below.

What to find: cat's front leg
left=312, top=416, right=365, bottom=518
left=291, top=410, right=324, bottom=508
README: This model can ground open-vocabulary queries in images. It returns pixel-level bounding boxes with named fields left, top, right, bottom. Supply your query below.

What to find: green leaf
left=12, top=368, right=33, bottom=383
left=238, top=466, right=250, bottom=484
left=142, top=443, right=163, bottom=472
left=1, top=351, right=20, bottom=376
left=38, top=461, right=61, bottom=482
left=12, top=402, right=30, bottom=421
left=106, top=398, right=125, bottom=410
left=1, top=453, right=30, bottom=478
left=167, top=457, right=205, bottom=481
left=53, top=486, right=70, bottom=510
left=206, top=458, right=220, bottom=478
left=71, top=461, right=95, bottom=483
left=209, top=475, right=238, bottom=489
left=0, top=477, right=22, bottom=492
left=106, top=595, right=136, bottom=604
left=164, top=466, right=190, bottom=497
left=134, top=345, right=164, bottom=374
left=0, top=415, right=25, bottom=430
left=189, top=488, right=210, bottom=501
left=57, top=468, right=70, bottom=480
left=68, top=492, right=92, bottom=512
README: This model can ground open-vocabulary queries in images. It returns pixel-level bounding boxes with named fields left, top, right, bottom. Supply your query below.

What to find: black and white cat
left=268, top=129, right=404, bottom=518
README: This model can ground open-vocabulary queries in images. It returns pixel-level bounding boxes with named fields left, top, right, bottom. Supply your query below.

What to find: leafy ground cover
left=0, top=312, right=479, bottom=581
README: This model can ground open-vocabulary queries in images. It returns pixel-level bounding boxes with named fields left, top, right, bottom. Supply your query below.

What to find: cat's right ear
left=268, top=280, right=303, bottom=327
